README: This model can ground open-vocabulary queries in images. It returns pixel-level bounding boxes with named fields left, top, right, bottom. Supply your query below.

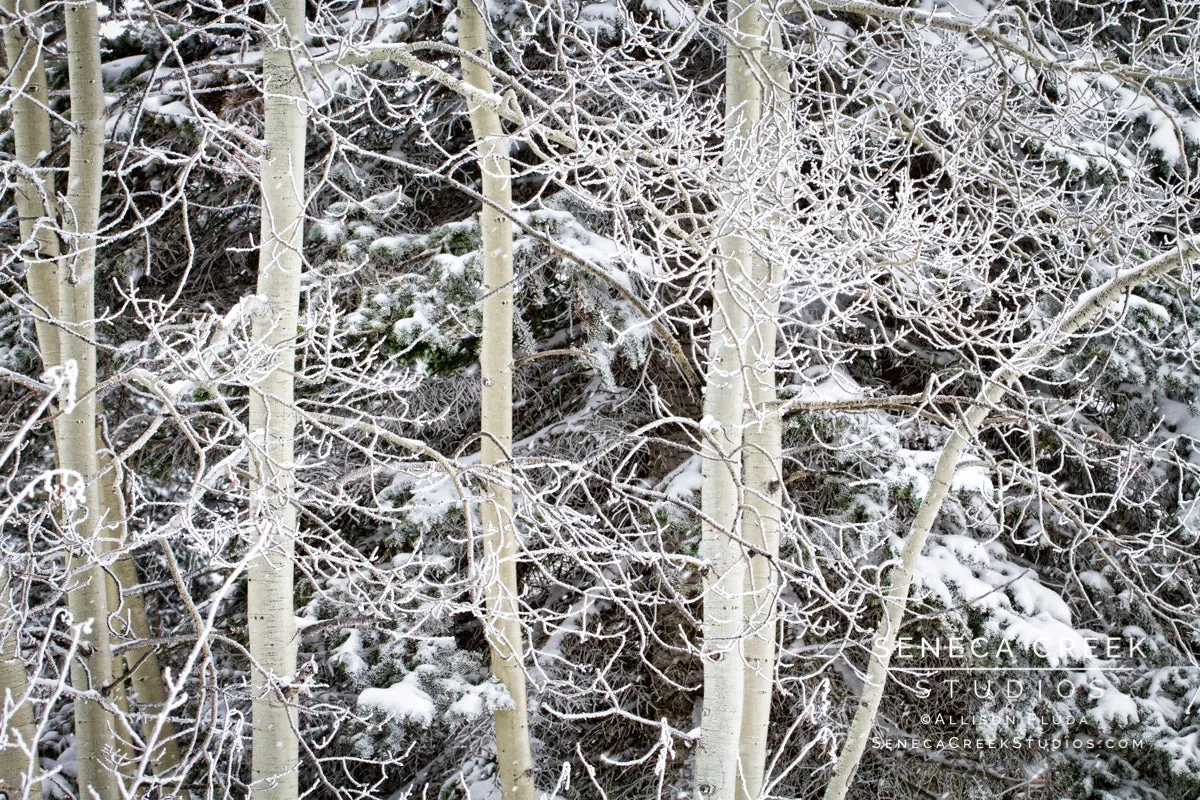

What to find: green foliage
left=314, top=190, right=653, bottom=379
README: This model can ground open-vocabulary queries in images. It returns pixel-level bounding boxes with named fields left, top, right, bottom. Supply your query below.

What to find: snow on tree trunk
left=695, top=2, right=765, bottom=798
left=735, top=24, right=790, bottom=800
left=821, top=242, right=1200, bottom=800
left=247, top=1, right=307, bottom=797
left=456, top=3, right=536, bottom=797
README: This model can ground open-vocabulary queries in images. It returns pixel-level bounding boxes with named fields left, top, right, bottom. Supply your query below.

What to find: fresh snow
left=332, top=630, right=368, bottom=676
left=662, top=455, right=702, bottom=501
left=358, top=671, right=436, bottom=726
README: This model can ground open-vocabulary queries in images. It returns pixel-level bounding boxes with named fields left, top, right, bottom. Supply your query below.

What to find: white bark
left=695, top=3, right=765, bottom=798
left=6, top=6, right=182, bottom=784
left=735, top=23, right=790, bottom=800
left=2, top=0, right=59, bottom=367
left=821, top=241, right=1200, bottom=800
left=247, top=1, right=307, bottom=798
left=97, top=448, right=182, bottom=776
left=0, top=4, right=55, bottom=796
left=456, top=3, right=536, bottom=798
left=60, top=3, right=120, bottom=797
left=0, top=567, right=39, bottom=800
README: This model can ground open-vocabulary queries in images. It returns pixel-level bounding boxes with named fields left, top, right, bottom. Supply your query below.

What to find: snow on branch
left=822, top=238, right=1200, bottom=800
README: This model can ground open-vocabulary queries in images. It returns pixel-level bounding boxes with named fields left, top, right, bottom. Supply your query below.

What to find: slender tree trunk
left=97, top=460, right=140, bottom=783
left=820, top=243, right=1200, bottom=800
left=732, top=341, right=779, bottom=800
left=456, top=4, right=536, bottom=798
left=695, top=3, right=765, bottom=798
left=0, top=4, right=56, bottom=795
left=247, top=2, right=307, bottom=798
left=0, top=568, right=40, bottom=800
left=2, top=0, right=59, bottom=365
left=735, top=25, right=790, bottom=800
left=105, top=652, right=137, bottom=782
left=97, top=447, right=182, bottom=775
left=60, top=3, right=120, bottom=797
left=6, top=5, right=182, bottom=785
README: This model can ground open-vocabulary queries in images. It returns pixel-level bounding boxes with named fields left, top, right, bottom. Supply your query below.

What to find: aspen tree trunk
left=60, top=2, right=121, bottom=797
left=97, top=449, right=182, bottom=775
left=104, top=649, right=137, bottom=782
left=9, top=2, right=179, bottom=793
left=6, top=4, right=181, bottom=781
left=820, top=243, right=1200, bottom=800
left=0, top=4, right=56, bottom=794
left=247, top=1, right=307, bottom=798
left=0, top=568, right=39, bottom=800
left=735, top=24, right=790, bottom=800
left=695, top=2, right=765, bottom=798
left=96, top=449, right=141, bottom=782
left=456, top=4, right=536, bottom=798
left=2, top=0, right=59, bottom=364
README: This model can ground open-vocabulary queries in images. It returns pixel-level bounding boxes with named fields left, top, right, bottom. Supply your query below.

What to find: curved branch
left=821, top=240, right=1200, bottom=800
